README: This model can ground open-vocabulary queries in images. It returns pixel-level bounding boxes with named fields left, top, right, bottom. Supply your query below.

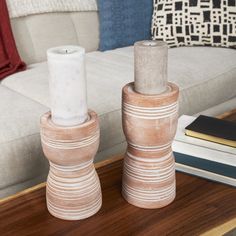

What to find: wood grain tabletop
left=1, top=157, right=236, bottom=236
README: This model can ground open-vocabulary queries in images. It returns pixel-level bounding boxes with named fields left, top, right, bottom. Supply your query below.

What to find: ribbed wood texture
left=40, top=110, right=102, bottom=220
left=122, top=82, right=179, bottom=208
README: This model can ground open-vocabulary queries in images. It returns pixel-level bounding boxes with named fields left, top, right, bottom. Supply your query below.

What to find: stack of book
left=173, top=115, right=236, bottom=187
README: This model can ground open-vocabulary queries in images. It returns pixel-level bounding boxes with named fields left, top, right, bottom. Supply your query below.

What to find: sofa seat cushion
left=2, top=46, right=236, bottom=153
left=0, top=85, right=49, bottom=198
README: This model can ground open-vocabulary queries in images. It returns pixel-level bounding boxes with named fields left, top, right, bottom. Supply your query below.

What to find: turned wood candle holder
left=122, top=82, right=179, bottom=209
left=40, top=110, right=102, bottom=220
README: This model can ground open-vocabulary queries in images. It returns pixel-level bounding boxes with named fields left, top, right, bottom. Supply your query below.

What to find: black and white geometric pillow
left=152, top=0, right=236, bottom=48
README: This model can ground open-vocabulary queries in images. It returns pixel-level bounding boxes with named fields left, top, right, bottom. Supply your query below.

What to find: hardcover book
left=185, top=115, right=236, bottom=147
left=173, top=115, right=236, bottom=187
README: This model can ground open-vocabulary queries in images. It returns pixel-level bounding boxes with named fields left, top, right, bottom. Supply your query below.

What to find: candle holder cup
left=40, top=110, right=102, bottom=220
left=122, top=82, right=179, bottom=209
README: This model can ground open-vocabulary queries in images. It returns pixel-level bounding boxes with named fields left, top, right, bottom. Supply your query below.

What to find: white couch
left=0, top=11, right=236, bottom=198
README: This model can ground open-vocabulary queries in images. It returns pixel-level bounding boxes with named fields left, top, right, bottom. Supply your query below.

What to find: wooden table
left=1, top=109, right=236, bottom=236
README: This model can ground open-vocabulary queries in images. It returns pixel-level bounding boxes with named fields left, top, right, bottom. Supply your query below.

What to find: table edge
left=0, top=154, right=124, bottom=205
left=216, top=108, right=236, bottom=119
left=200, top=218, right=236, bottom=236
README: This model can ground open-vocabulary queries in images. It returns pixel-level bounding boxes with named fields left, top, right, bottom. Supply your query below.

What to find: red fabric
left=0, top=0, right=26, bottom=80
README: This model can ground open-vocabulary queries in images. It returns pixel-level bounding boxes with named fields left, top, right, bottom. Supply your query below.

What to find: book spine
left=175, top=162, right=236, bottom=187
left=173, top=141, right=236, bottom=167
left=174, top=152, right=236, bottom=179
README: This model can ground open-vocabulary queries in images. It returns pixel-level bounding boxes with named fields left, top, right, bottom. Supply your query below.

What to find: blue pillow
left=97, top=0, right=153, bottom=51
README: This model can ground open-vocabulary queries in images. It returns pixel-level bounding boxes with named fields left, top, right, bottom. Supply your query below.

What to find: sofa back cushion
left=152, top=0, right=236, bottom=48
left=11, top=11, right=99, bottom=64
left=98, top=0, right=153, bottom=51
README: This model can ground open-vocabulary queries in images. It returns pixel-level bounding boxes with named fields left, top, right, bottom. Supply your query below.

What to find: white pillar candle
left=47, top=45, right=88, bottom=126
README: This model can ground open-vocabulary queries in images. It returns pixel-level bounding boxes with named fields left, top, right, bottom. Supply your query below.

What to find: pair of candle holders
left=40, top=41, right=179, bottom=220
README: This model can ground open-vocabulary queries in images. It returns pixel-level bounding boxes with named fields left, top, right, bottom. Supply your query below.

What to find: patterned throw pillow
left=152, top=0, right=236, bottom=48
left=97, top=0, right=153, bottom=51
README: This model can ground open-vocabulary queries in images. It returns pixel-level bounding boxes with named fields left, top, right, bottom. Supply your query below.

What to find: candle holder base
left=40, top=110, right=102, bottom=220
left=122, top=82, right=179, bottom=209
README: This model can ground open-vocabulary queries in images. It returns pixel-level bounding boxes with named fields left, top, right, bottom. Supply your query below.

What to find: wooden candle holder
left=122, top=82, right=179, bottom=209
left=40, top=110, right=102, bottom=220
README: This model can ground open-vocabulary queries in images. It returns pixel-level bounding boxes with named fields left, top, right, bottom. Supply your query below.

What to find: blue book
left=174, top=152, right=236, bottom=187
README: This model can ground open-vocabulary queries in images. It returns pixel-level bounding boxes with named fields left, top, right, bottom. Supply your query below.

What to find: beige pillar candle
left=134, top=40, right=168, bottom=95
